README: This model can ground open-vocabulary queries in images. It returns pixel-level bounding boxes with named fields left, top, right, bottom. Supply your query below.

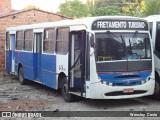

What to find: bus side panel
left=15, top=51, right=34, bottom=80
left=6, top=50, right=11, bottom=73
left=41, top=54, right=56, bottom=89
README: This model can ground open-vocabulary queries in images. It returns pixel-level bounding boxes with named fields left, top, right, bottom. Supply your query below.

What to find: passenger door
left=34, top=32, right=43, bottom=82
left=10, top=34, right=16, bottom=73
left=68, top=30, right=90, bottom=96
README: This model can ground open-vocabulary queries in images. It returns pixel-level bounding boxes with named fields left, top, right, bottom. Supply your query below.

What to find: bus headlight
left=141, top=80, right=146, bottom=84
left=105, top=81, right=113, bottom=86
left=107, top=82, right=113, bottom=86
left=147, top=76, right=151, bottom=81
left=101, top=80, right=113, bottom=86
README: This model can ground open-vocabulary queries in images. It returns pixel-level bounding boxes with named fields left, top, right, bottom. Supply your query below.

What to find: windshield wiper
left=120, top=34, right=128, bottom=60
left=106, top=31, right=123, bottom=43
left=106, top=31, right=127, bottom=59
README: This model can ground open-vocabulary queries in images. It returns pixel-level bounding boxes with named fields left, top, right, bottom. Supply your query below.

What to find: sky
left=12, top=0, right=87, bottom=13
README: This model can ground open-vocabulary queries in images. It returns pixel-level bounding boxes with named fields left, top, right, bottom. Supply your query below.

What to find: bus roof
left=145, top=15, right=160, bottom=22
left=6, top=16, right=147, bottom=31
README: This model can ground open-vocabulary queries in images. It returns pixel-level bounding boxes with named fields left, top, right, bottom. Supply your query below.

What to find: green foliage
left=122, top=0, right=145, bottom=16
left=144, top=0, right=160, bottom=16
left=87, top=0, right=123, bottom=16
left=58, top=0, right=90, bottom=18
left=92, top=6, right=122, bottom=16
left=94, top=0, right=123, bottom=8
left=87, top=0, right=145, bottom=17
left=58, top=0, right=160, bottom=18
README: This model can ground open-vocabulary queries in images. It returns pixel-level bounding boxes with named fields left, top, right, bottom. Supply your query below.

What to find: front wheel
left=153, top=80, right=160, bottom=99
left=61, top=77, right=76, bottom=102
left=18, top=67, right=27, bottom=85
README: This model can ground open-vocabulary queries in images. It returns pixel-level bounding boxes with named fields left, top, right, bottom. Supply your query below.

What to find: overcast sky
left=12, top=0, right=87, bottom=12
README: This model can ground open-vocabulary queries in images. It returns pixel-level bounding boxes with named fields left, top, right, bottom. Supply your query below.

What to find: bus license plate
left=123, top=88, right=134, bottom=93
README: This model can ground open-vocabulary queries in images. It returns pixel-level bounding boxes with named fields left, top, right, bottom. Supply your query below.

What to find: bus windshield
left=95, top=33, right=151, bottom=61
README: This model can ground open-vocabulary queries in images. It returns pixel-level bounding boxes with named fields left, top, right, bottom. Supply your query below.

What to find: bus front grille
left=104, top=90, right=147, bottom=96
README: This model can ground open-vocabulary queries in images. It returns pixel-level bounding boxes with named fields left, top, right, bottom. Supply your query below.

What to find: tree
left=92, top=6, right=122, bottom=16
left=122, top=0, right=145, bottom=16
left=87, top=0, right=146, bottom=16
left=87, top=0, right=124, bottom=16
left=58, top=0, right=90, bottom=18
left=144, top=0, right=160, bottom=16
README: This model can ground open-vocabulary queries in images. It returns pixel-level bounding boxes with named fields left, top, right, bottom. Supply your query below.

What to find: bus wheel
left=153, top=80, right=160, bottom=98
left=61, top=77, right=75, bottom=102
left=18, top=67, right=26, bottom=85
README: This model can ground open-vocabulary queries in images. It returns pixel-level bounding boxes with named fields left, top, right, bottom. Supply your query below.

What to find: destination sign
left=91, top=20, right=148, bottom=31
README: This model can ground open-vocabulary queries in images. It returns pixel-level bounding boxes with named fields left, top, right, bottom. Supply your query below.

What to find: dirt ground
left=1, top=73, right=160, bottom=120
left=0, top=73, right=57, bottom=111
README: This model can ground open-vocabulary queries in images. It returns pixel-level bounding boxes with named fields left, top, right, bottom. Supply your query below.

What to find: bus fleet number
left=59, top=65, right=66, bottom=71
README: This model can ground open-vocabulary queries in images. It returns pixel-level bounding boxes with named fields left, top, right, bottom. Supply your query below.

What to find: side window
left=6, top=32, right=10, bottom=50
left=24, top=29, right=33, bottom=51
left=155, top=22, right=160, bottom=53
left=43, top=28, right=56, bottom=53
left=16, top=31, right=24, bottom=50
left=149, top=22, right=153, bottom=38
left=56, top=27, right=69, bottom=54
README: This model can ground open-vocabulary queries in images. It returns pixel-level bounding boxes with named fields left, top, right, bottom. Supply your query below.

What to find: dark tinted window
left=24, top=29, right=33, bottom=51
left=96, top=33, right=151, bottom=61
left=16, top=31, right=24, bottom=50
left=56, top=28, right=69, bottom=54
left=155, top=22, right=160, bottom=53
left=6, top=32, right=10, bottom=49
left=149, top=22, right=153, bottom=38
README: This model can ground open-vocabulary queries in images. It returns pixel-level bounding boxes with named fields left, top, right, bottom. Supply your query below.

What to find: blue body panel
left=41, top=54, right=56, bottom=88
left=15, top=52, right=34, bottom=80
left=14, top=51, right=57, bottom=89
left=36, top=53, right=42, bottom=81
left=98, top=71, right=151, bottom=86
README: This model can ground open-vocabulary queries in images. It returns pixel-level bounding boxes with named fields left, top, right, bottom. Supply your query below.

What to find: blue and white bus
left=6, top=16, right=155, bottom=102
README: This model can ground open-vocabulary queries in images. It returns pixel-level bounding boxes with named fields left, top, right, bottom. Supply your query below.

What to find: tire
left=61, top=77, right=76, bottom=102
left=152, top=80, right=160, bottom=99
left=18, top=67, right=27, bottom=85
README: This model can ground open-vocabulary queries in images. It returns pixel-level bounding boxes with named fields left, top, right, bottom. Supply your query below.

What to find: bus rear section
left=85, top=17, right=155, bottom=99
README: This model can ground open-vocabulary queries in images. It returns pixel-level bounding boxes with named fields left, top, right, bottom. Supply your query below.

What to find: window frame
left=24, top=29, right=33, bottom=51
left=155, top=22, right=160, bottom=54
left=43, top=28, right=56, bottom=54
left=149, top=22, right=153, bottom=38
left=6, top=32, right=10, bottom=50
left=56, top=27, right=70, bottom=55
left=16, top=30, right=24, bottom=51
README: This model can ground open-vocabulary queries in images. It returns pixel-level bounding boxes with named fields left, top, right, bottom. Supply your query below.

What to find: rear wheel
left=61, top=77, right=76, bottom=102
left=18, top=67, right=27, bottom=85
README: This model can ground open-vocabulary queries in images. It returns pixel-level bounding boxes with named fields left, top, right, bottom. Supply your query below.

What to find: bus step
left=69, top=91, right=81, bottom=96
left=10, top=72, right=15, bottom=75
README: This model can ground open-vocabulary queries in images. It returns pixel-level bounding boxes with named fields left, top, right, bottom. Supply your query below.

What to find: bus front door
left=34, top=33, right=42, bottom=82
left=10, top=34, right=15, bottom=73
left=69, top=31, right=88, bottom=96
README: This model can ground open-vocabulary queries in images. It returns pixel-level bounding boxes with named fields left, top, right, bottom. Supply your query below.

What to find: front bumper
left=89, top=78, right=155, bottom=99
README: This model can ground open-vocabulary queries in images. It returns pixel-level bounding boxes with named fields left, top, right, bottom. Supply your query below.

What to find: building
left=0, top=0, right=70, bottom=71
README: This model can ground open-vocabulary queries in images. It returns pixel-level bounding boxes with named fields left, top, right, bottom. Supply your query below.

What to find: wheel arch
left=58, top=72, right=67, bottom=89
left=155, top=70, right=160, bottom=83
left=18, top=63, right=23, bottom=74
